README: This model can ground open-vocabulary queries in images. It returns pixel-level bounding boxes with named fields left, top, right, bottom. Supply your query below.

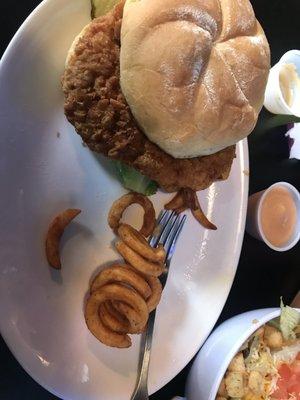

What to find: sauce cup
left=264, top=50, right=300, bottom=117
left=246, top=182, right=300, bottom=251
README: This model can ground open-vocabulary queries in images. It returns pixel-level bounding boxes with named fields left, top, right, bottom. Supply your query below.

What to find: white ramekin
left=245, top=182, right=300, bottom=252
left=264, top=50, right=300, bottom=117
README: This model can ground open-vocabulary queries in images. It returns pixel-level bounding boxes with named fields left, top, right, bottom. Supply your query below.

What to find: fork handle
left=131, top=310, right=157, bottom=400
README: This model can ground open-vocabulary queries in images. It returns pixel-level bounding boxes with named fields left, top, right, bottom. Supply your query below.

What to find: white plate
left=0, top=1, right=249, bottom=399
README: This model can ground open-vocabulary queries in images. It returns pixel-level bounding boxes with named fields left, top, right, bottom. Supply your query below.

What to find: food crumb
left=252, top=319, right=259, bottom=324
left=82, top=142, right=87, bottom=147
left=56, top=132, right=61, bottom=138
left=243, top=169, right=250, bottom=176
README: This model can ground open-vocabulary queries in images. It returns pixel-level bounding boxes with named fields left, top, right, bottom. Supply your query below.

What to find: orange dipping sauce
left=260, top=186, right=297, bottom=247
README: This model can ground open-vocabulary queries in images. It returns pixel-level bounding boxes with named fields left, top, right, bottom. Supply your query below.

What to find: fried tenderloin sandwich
left=62, top=0, right=270, bottom=193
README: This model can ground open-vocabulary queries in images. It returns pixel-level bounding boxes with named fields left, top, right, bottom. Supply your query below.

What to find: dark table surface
left=1, top=0, right=300, bottom=399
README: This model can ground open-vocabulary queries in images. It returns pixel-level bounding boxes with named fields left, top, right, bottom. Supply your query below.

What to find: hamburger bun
left=120, top=0, right=270, bottom=158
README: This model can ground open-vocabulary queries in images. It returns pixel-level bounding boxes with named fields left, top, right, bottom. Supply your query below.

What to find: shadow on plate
left=48, top=221, right=94, bottom=285
left=91, top=151, right=119, bottom=182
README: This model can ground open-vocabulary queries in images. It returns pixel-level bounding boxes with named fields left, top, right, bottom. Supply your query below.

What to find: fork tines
left=149, top=210, right=186, bottom=265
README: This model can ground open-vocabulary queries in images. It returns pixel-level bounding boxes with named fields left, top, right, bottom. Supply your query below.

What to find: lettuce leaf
left=279, top=298, right=300, bottom=341
left=273, top=342, right=300, bottom=365
left=91, top=0, right=120, bottom=18
left=113, top=161, right=158, bottom=196
left=268, top=317, right=281, bottom=331
left=245, top=334, right=260, bottom=369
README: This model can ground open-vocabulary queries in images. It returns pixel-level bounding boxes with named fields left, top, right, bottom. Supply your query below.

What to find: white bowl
left=185, top=308, right=282, bottom=400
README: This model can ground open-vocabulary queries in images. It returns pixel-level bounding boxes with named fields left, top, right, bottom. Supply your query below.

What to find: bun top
left=120, top=0, right=270, bottom=158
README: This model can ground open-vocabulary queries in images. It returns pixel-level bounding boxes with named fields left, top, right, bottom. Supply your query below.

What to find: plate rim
left=0, top=0, right=249, bottom=397
left=0, top=0, right=51, bottom=67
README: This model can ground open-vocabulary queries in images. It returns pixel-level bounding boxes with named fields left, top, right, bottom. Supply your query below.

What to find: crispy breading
left=62, top=2, right=235, bottom=192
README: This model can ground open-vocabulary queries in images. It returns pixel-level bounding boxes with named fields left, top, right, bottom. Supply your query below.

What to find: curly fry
left=90, top=264, right=151, bottom=299
left=164, top=190, right=185, bottom=211
left=100, top=301, right=147, bottom=335
left=183, top=189, right=217, bottom=230
left=99, top=302, right=130, bottom=334
left=144, top=276, right=163, bottom=312
left=85, top=284, right=148, bottom=348
left=182, top=188, right=198, bottom=210
left=192, top=208, right=217, bottom=230
left=45, top=209, right=81, bottom=269
left=108, top=193, right=155, bottom=237
left=118, top=224, right=166, bottom=263
left=174, top=205, right=188, bottom=214
left=115, top=241, right=164, bottom=277
left=111, top=301, right=147, bottom=333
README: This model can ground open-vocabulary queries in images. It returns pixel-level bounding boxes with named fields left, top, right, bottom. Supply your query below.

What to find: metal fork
left=131, top=210, right=187, bottom=400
